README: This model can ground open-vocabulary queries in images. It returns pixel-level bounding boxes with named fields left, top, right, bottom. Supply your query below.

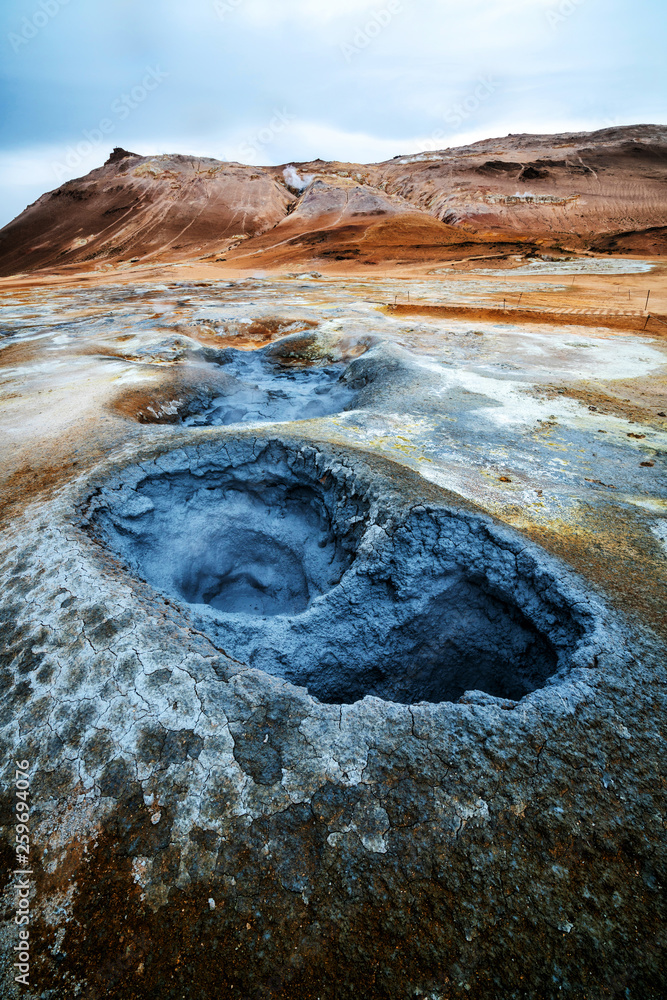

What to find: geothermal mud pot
left=89, top=440, right=601, bottom=706
left=1, top=427, right=665, bottom=999
left=183, top=349, right=356, bottom=427
left=0, top=272, right=666, bottom=999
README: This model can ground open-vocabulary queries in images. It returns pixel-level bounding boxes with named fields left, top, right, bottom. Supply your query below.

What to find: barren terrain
left=0, top=127, right=665, bottom=999
left=1, top=125, right=665, bottom=279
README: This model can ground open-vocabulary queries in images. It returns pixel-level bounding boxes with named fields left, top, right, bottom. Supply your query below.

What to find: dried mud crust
left=86, top=438, right=607, bottom=706
left=0, top=434, right=664, bottom=1000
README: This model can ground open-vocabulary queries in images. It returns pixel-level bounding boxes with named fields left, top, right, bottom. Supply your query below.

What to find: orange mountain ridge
left=0, top=124, right=665, bottom=278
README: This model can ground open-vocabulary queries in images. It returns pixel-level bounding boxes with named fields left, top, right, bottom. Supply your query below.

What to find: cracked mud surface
left=0, top=269, right=666, bottom=999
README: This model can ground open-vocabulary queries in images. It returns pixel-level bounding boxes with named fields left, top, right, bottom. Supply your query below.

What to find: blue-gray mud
left=0, top=429, right=664, bottom=1000
left=183, top=349, right=356, bottom=427
left=89, top=439, right=602, bottom=706
left=0, top=272, right=666, bottom=999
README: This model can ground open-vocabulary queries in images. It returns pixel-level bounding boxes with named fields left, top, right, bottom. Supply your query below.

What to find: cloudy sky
left=0, top=0, right=664, bottom=226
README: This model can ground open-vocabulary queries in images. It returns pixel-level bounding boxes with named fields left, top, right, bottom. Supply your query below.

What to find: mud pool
left=0, top=267, right=666, bottom=1000
left=89, top=439, right=607, bottom=705
left=183, top=349, right=356, bottom=426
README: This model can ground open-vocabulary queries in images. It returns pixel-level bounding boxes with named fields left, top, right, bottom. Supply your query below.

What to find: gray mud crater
left=184, top=349, right=357, bottom=427
left=88, top=439, right=605, bottom=706
left=1, top=270, right=665, bottom=999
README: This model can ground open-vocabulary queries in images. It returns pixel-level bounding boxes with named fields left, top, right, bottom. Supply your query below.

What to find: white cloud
left=416, top=114, right=610, bottom=151
left=238, top=0, right=554, bottom=25
left=0, top=148, right=63, bottom=189
left=0, top=0, right=661, bottom=228
left=238, top=0, right=382, bottom=24
left=258, top=121, right=421, bottom=164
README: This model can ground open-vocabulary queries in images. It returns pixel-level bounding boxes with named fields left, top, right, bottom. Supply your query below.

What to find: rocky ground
left=0, top=129, right=665, bottom=999
left=0, top=125, right=665, bottom=278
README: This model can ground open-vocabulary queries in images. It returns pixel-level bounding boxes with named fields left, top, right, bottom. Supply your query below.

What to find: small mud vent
left=184, top=348, right=357, bottom=427
left=87, top=440, right=605, bottom=706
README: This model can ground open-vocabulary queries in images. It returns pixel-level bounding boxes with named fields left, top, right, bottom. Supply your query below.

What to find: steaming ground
left=1, top=126, right=665, bottom=278
left=184, top=349, right=356, bottom=427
